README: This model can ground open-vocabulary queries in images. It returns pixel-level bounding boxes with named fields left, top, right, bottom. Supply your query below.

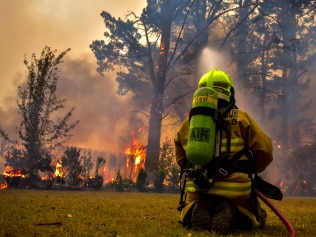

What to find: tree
left=1, top=46, right=79, bottom=177
left=91, top=1, right=316, bottom=182
left=285, top=142, right=316, bottom=196
left=62, top=146, right=83, bottom=187
left=214, top=1, right=316, bottom=155
left=157, top=137, right=178, bottom=185
left=4, top=146, right=27, bottom=169
left=136, top=167, right=147, bottom=192
left=154, top=169, right=166, bottom=193
left=90, top=1, right=221, bottom=174
left=81, top=151, right=94, bottom=180
left=217, top=1, right=316, bottom=186
left=115, top=169, right=124, bottom=191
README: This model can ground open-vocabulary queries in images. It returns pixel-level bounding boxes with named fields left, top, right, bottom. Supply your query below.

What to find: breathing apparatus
left=185, top=69, right=235, bottom=191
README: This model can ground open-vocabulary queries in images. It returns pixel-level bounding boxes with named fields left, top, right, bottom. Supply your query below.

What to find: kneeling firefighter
left=174, top=69, right=273, bottom=235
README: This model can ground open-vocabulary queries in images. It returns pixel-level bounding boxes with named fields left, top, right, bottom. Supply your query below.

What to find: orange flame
left=123, top=134, right=146, bottom=181
left=0, top=180, right=8, bottom=189
left=124, top=144, right=146, bottom=168
left=54, top=159, right=64, bottom=178
left=3, top=166, right=29, bottom=178
left=279, top=180, right=284, bottom=187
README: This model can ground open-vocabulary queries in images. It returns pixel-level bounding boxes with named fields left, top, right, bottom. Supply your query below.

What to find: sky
left=0, top=0, right=148, bottom=155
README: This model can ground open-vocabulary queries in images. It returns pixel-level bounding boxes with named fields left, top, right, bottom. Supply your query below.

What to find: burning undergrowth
left=0, top=134, right=148, bottom=190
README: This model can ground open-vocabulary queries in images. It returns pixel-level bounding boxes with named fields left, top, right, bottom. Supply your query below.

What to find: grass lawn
left=0, top=189, right=315, bottom=237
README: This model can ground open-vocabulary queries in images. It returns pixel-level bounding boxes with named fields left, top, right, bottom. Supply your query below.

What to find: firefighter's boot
left=210, top=199, right=235, bottom=235
left=191, top=199, right=211, bottom=230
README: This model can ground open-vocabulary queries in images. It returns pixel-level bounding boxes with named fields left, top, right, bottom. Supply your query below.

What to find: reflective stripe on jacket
left=221, top=137, right=244, bottom=153
left=185, top=172, right=252, bottom=198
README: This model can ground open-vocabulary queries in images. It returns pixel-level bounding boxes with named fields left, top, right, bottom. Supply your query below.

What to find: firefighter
left=174, top=68, right=273, bottom=235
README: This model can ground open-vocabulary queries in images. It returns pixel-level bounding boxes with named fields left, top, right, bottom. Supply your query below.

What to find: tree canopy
left=91, top=1, right=316, bottom=183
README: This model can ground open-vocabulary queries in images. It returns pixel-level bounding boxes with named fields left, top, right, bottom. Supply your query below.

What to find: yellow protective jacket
left=174, top=107, right=273, bottom=227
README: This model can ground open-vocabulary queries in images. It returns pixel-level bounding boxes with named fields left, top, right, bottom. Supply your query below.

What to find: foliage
left=81, top=152, right=93, bottom=180
left=284, top=142, right=316, bottom=196
left=123, top=178, right=134, bottom=191
left=114, top=169, right=124, bottom=191
left=154, top=169, right=166, bottom=193
left=90, top=1, right=215, bottom=172
left=160, top=137, right=179, bottom=187
left=170, top=166, right=180, bottom=188
left=0, top=46, right=79, bottom=176
left=150, top=137, right=179, bottom=191
left=90, top=1, right=316, bottom=178
left=136, top=167, right=148, bottom=192
left=4, top=146, right=27, bottom=169
left=0, top=189, right=315, bottom=237
left=223, top=1, right=316, bottom=155
left=62, top=146, right=83, bottom=187
left=86, top=176, right=103, bottom=189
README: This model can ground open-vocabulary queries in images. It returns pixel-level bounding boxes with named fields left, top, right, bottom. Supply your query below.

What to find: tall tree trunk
left=145, top=0, right=173, bottom=175
left=278, top=2, right=299, bottom=157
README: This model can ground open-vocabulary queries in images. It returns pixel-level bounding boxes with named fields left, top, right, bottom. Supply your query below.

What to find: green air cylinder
left=186, top=87, right=218, bottom=168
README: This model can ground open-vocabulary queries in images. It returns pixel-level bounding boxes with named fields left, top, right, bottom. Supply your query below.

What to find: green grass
left=0, top=189, right=315, bottom=237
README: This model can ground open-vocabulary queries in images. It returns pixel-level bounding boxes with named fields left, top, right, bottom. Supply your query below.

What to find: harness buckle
left=219, top=168, right=228, bottom=176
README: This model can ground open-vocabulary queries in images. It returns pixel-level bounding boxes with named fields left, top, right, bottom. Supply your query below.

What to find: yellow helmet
left=198, top=68, right=234, bottom=102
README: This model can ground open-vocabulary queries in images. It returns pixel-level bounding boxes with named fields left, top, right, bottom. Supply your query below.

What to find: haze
left=0, top=0, right=148, bottom=155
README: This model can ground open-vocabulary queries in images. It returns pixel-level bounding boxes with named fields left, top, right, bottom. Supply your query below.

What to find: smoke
left=57, top=54, right=149, bottom=152
left=197, top=47, right=316, bottom=187
left=196, top=47, right=284, bottom=183
left=196, top=47, right=253, bottom=112
left=0, top=1, right=147, bottom=155
left=0, top=52, right=148, bottom=154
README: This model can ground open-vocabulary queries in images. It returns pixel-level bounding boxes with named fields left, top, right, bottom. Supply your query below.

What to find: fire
left=54, top=159, right=64, bottom=178
left=135, top=155, right=141, bottom=166
left=279, top=180, right=284, bottom=187
left=273, top=140, right=282, bottom=149
left=124, top=144, right=146, bottom=169
left=0, top=180, right=8, bottom=189
left=123, top=135, right=146, bottom=181
left=3, top=166, right=29, bottom=179
left=1, top=166, right=30, bottom=189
